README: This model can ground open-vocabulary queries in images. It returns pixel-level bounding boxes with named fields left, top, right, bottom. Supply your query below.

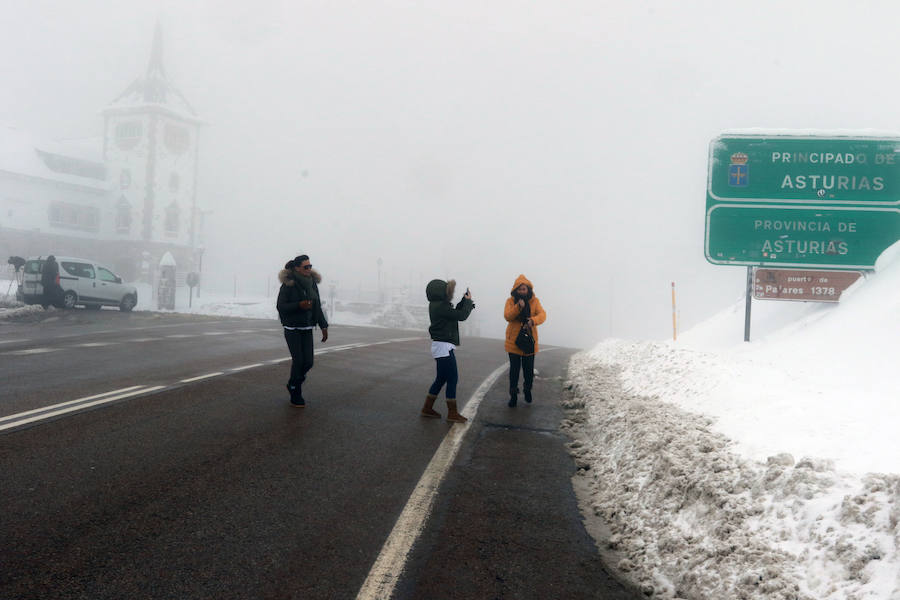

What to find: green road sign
left=706, top=204, right=900, bottom=268
left=706, top=134, right=900, bottom=268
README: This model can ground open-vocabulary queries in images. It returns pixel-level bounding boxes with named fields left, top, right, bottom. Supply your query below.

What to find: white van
left=22, top=256, right=138, bottom=311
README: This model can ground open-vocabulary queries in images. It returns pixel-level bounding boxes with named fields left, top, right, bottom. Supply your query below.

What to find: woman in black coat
left=41, top=255, right=60, bottom=309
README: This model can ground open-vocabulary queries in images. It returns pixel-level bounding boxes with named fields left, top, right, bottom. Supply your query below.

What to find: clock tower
left=102, top=22, right=202, bottom=274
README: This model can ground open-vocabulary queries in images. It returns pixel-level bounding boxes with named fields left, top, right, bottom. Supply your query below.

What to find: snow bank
left=564, top=357, right=899, bottom=600
left=0, top=304, right=44, bottom=321
left=564, top=243, right=900, bottom=598
left=0, top=275, right=28, bottom=319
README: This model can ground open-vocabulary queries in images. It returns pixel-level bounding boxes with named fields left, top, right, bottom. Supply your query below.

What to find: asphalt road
left=0, top=309, right=640, bottom=600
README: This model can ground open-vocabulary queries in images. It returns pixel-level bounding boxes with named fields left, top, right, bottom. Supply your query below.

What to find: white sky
left=3, top=0, right=900, bottom=347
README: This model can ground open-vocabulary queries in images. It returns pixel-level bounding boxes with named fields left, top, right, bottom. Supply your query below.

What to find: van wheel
left=119, top=294, right=136, bottom=312
left=62, top=290, right=78, bottom=309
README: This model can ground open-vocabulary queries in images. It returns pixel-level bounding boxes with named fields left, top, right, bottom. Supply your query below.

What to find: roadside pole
left=671, top=281, right=677, bottom=341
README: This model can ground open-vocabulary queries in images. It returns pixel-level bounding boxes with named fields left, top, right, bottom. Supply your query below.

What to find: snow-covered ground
left=565, top=244, right=900, bottom=599
left=0, top=277, right=419, bottom=330
left=128, top=283, right=423, bottom=329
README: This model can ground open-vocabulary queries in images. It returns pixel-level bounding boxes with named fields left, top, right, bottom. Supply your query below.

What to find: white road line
left=0, top=386, right=148, bottom=424
left=131, top=337, right=162, bottom=342
left=355, top=361, right=509, bottom=600
left=180, top=372, right=223, bottom=383
left=0, top=335, right=430, bottom=433
left=318, top=344, right=363, bottom=354
left=0, top=339, right=29, bottom=345
left=71, top=342, right=119, bottom=348
left=0, top=386, right=164, bottom=432
left=4, top=347, right=59, bottom=355
left=165, top=334, right=196, bottom=338
left=229, top=363, right=264, bottom=372
left=363, top=337, right=423, bottom=346
left=202, top=331, right=228, bottom=336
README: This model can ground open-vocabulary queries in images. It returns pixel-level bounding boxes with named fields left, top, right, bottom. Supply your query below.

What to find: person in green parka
left=421, top=278, right=475, bottom=423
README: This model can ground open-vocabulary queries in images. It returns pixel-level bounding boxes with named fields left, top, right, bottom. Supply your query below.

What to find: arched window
left=165, top=202, right=180, bottom=237
left=116, top=197, right=131, bottom=234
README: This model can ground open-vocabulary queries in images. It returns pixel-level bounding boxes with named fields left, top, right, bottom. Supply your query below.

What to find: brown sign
left=754, top=269, right=863, bottom=302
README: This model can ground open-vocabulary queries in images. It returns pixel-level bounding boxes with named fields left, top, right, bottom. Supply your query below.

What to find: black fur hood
left=426, top=278, right=456, bottom=302
left=278, top=268, right=323, bottom=286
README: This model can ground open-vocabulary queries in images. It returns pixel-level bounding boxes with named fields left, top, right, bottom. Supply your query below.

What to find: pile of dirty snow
left=565, top=242, right=900, bottom=599
left=0, top=304, right=47, bottom=322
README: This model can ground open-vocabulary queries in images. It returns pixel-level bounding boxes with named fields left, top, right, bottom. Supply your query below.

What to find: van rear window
left=25, top=260, right=43, bottom=274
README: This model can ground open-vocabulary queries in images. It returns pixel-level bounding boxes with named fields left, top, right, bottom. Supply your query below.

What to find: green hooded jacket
left=426, top=278, right=474, bottom=346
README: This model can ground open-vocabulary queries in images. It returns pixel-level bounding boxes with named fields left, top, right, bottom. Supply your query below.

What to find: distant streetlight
left=377, top=257, right=383, bottom=303
left=329, top=281, right=337, bottom=319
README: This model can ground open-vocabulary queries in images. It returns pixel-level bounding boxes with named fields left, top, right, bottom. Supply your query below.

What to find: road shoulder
left=396, top=349, right=642, bottom=599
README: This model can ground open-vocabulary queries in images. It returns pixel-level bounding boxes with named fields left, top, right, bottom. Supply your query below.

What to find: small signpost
left=705, top=133, right=900, bottom=340
left=186, top=271, right=200, bottom=308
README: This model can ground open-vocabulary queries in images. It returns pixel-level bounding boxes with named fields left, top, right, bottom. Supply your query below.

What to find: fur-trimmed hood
left=278, top=268, right=322, bottom=286
left=426, top=278, right=456, bottom=302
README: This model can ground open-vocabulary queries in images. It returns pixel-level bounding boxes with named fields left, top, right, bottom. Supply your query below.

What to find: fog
left=3, top=1, right=898, bottom=348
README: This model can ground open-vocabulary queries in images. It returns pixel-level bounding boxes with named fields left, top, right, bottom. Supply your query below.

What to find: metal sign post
left=744, top=266, right=753, bottom=342
left=186, top=272, right=200, bottom=308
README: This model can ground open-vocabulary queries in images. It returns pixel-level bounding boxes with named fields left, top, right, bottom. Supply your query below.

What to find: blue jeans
left=428, top=350, right=458, bottom=399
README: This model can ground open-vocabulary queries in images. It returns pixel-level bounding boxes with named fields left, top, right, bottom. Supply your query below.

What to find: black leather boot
left=288, top=384, right=305, bottom=407
left=508, top=388, right=518, bottom=407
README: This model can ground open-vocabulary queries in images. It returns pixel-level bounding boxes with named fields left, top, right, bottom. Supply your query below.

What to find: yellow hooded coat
left=503, top=274, right=546, bottom=355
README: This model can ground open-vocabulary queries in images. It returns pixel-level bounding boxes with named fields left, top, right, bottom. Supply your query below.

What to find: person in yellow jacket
left=503, top=274, right=546, bottom=407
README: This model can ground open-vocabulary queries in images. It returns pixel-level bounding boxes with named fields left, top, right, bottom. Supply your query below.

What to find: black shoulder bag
left=515, top=325, right=535, bottom=354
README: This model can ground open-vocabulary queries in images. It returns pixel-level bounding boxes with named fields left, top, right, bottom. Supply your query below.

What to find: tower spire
left=146, top=20, right=166, bottom=79
left=106, top=21, right=197, bottom=117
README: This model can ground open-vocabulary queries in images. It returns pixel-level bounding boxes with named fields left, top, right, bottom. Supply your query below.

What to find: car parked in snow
left=21, top=256, right=138, bottom=311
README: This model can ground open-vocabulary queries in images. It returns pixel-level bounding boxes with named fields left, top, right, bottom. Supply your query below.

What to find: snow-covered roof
left=104, top=23, right=199, bottom=124
left=36, top=137, right=103, bottom=163
left=0, top=125, right=109, bottom=191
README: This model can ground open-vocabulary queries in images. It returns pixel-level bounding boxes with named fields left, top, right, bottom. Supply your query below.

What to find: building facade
left=0, top=24, right=202, bottom=283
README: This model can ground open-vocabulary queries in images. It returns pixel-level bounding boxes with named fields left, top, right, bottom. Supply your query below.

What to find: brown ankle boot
left=421, top=394, right=441, bottom=418
left=445, top=399, right=468, bottom=423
